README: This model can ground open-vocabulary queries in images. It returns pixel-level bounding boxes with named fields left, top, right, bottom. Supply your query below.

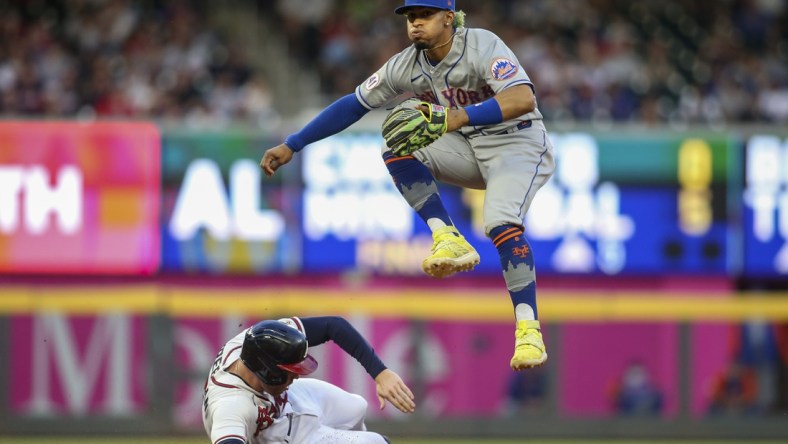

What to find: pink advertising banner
left=170, top=318, right=744, bottom=424
left=558, top=323, right=737, bottom=418
left=9, top=314, right=149, bottom=416
left=172, top=317, right=521, bottom=428
left=0, top=122, right=160, bottom=275
left=7, top=313, right=740, bottom=424
left=559, top=323, right=680, bottom=418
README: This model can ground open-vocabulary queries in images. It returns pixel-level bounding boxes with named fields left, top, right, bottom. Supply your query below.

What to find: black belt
left=463, top=120, right=532, bottom=139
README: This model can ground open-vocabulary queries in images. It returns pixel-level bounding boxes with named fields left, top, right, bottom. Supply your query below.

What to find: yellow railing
left=2, top=286, right=788, bottom=321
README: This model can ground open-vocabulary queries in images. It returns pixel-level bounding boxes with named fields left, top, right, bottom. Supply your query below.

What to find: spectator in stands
left=0, top=0, right=279, bottom=126
left=270, top=0, right=787, bottom=125
left=502, top=364, right=548, bottom=416
left=610, top=361, right=664, bottom=417
left=708, top=360, right=759, bottom=417
left=1, top=0, right=785, bottom=126
left=734, top=321, right=782, bottom=414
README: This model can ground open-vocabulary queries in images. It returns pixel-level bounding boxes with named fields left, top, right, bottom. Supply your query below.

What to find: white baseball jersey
left=202, top=328, right=291, bottom=443
left=202, top=320, right=388, bottom=444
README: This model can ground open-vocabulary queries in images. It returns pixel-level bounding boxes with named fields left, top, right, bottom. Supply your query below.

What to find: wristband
left=464, top=98, right=504, bottom=126
left=283, top=134, right=304, bottom=152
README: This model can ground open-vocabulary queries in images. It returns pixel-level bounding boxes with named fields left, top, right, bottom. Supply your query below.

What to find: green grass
left=0, top=439, right=784, bottom=444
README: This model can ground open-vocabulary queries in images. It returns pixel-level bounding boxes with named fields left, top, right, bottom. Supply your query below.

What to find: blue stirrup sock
left=490, top=224, right=538, bottom=320
left=383, top=151, right=453, bottom=228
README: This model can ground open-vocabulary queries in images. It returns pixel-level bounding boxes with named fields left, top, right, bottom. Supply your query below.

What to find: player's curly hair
left=453, top=10, right=466, bottom=28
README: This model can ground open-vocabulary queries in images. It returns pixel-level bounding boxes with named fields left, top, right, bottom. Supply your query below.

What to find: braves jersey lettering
left=254, top=404, right=276, bottom=436
left=206, top=345, right=226, bottom=388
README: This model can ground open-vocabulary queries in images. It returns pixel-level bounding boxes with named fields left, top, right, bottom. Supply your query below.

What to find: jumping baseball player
left=202, top=317, right=414, bottom=443
left=261, top=0, right=554, bottom=370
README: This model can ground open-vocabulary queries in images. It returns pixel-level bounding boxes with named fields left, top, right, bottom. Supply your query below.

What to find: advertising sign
left=0, top=122, right=160, bottom=275
left=301, top=132, right=735, bottom=276
left=9, top=313, right=149, bottom=416
left=9, top=312, right=737, bottom=423
left=742, top=135, right=788, bottom=277
left=160, top=131, right=298, bottom=274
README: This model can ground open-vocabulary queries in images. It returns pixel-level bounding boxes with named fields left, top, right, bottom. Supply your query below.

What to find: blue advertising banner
left=742, top=134, right=788, bottom=278
left=300, top=132, right=736, bottom=276
left=160, top=130, right=301, bottom=274
left=157, top=128, right=788, bottom=279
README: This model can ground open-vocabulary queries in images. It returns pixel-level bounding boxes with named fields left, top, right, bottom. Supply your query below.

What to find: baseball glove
left=382, top=99, right=448, bottom=156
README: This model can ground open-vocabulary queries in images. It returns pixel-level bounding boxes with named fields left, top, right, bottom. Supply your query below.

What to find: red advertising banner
left=0, top=122, right=160, bottom=274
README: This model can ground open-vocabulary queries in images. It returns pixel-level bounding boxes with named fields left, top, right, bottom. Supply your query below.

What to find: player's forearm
left=495, top=84, right=537, bottom=117
left=300, top=316, right=387, bottom=378
left=284, top=94, right=369, bottom=152
left=451, top=84, right=536, bottom=131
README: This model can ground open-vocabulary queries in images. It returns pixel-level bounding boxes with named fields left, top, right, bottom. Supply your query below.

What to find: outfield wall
left=1, top=121, right=787, bottom=439
left=0, top=286, right=786, bottom=439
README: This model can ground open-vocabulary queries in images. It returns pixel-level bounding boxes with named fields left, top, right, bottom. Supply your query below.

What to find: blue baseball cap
left=395, top=0, right=455, bottom=15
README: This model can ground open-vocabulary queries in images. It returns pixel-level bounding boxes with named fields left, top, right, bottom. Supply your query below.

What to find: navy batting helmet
left=240, top=320, right=318, bottom=386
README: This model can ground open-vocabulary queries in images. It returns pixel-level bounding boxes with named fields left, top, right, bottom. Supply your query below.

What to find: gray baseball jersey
left=356, top=27, right=554, bottom=234
left=356, top=27, right=543, bottom=132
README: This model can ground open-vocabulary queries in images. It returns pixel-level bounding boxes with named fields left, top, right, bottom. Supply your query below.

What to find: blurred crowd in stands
left=1, top=0, right=785, bottom=126
left=273, top=0, right=787, bottom=126
left=0, top=0, right=277, bottom=127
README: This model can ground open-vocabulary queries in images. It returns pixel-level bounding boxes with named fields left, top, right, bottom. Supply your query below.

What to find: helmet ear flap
left=240, top=320, right=316, bottom=385
left=240, top=346, right=289, bottom=385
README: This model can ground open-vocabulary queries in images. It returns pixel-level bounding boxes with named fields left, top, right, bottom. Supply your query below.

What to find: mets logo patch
left=490, top=58, right=518, bottom=80
left=365, top=73, right=380, bottom=90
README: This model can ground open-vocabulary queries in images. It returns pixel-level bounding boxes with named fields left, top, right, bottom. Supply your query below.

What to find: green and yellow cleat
left=510, top=320, right=547, bottom=370
left=421, top=226, right=480, bottom=278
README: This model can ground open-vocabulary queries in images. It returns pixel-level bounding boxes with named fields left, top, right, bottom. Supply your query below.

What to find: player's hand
left=382, top=99, right=447, bottom=157
left=374, top=369, right=415, bottom=413
left=260, top=144, right=294, bottom=177
left=414, top=104, right=468, bottom=132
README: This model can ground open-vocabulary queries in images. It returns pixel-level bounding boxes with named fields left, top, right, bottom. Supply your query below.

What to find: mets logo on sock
left=490, top=58, right=518, bottom=81
left=512, top=245, right=530, bottom=258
